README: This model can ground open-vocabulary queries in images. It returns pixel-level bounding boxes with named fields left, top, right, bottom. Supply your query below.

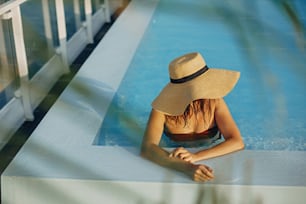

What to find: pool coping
left=2, top=0, right=306, bottom=203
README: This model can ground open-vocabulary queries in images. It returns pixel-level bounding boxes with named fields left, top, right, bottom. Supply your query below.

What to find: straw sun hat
left=152, top=52, right=240, bottom=116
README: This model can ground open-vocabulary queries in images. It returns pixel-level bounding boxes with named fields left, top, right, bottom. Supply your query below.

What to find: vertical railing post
left=0, top=19, right=9, bottom=85
left=10, top=6, right=34, bottom=120
left=84, top=0, right=93, bottom=43
left=0, top=16, right=16, bottom=103
left=41, top=0, right=53, bottom=57
left=103, top=0, right=111, bottom=23
left=73, top=0, right=81, bottom=29
left=0, top=19, right=8, bottom=67
left=94, top=0, right=101, bottom=10
left=94, top=0, right=100, bottom=10
left=55, top=0, right=70, bottom=72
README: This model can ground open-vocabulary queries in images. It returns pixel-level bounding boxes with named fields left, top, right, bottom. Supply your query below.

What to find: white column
left=41, top=0, right=53, bottom=57
left=55, top=0, right=69, bottom=72
left=0, top=17, right=16, bottom=103
left=103, top=0, right=111, bottom=23
left=84, top=0, right=93, bottom=43
left=73, top=0, right=82, bottom=29
left=0, top=19, right=10, bottom=91
left=0, top=20, right=8, bottom=68
left=94, top=0, right=100, bottom=10
left=10, top=7, right=34, bottom=120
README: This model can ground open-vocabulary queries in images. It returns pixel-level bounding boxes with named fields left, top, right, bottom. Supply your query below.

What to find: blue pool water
left=96, top=0, right=306, bottom=151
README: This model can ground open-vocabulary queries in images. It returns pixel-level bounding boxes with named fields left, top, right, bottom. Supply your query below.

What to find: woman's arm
left=141, top=109, right=214, bottom=181
left=191, top=98, right=244, bottom=162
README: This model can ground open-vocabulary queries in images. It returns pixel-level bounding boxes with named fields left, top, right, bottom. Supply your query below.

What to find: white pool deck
left=2, top=0, right=306, bottom=203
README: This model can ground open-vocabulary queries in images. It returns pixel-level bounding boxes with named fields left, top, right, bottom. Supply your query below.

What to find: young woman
left=141, top=52, right=244, bottom=182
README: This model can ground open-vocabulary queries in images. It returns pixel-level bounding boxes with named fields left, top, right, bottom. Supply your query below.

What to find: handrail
left=0, top=0, right=117, bottom=147
left=0, top=0, right=27, bottom=16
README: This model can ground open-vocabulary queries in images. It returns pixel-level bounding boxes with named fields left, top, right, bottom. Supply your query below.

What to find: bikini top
left=164, top=126, right=219, bottom=142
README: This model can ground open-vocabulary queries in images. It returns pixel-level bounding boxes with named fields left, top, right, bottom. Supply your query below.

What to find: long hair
left=165, top=99, right=217, bottom=127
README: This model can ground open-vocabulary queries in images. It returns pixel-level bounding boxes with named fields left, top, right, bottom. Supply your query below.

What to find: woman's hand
left=169, top=147, right=195, bottom=162
left=169, top=147, right=214, bottom=181
left=188, top=163, right=214, bottom=182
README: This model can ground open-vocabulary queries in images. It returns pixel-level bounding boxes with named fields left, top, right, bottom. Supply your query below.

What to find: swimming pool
left=96, top=0, right=306, bottom=151
left=3, top=1, right=306, bottom=203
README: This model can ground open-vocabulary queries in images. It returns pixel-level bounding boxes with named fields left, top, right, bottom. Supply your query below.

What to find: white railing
left=1, top=0, right=33, bottom=121
left=0, top=0, right=26, bottom=15
left=0, top=0, right=123, bottom=149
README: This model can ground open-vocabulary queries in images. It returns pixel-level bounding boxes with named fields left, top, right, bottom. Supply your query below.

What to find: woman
left=141, top=52, right=244, bottom=182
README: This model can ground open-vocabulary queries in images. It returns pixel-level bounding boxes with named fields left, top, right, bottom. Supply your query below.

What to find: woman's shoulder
left=151, top=108, right=165, bottom=115
left=150, top=108, right=166, bottom=121
left=214, top=98, right=225, bottom=109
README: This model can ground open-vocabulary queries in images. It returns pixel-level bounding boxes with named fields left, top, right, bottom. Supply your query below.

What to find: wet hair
left=165, top=99, right=217, bottom=127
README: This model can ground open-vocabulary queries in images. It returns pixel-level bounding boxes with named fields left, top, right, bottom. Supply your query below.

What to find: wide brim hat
left=152, top=52, right=240, bottom=116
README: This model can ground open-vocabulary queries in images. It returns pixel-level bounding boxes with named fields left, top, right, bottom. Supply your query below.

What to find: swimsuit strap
left=164, top=126, right=219, bottom=142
